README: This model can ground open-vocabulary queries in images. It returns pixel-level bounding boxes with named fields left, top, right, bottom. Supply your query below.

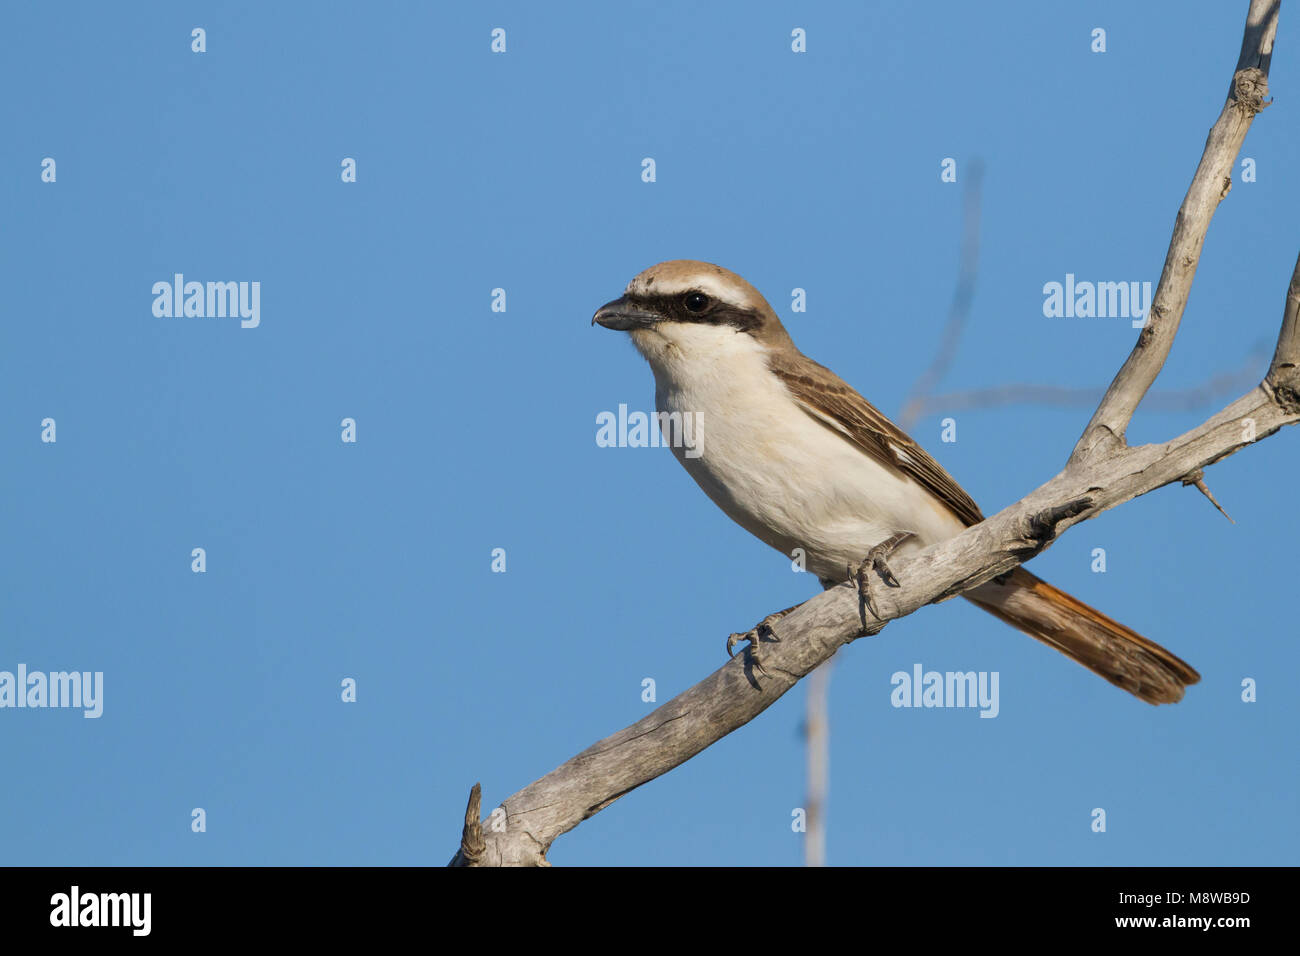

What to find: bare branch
left=460, top=348, right=1297, bottom=865
left=1070, top=0, right=1280, bottom=465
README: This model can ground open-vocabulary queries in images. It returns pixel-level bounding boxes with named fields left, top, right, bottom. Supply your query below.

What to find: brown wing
left=767, top=351, right=985, bottom=528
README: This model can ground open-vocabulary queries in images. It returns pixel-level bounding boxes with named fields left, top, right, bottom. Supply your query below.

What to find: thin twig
left=899, top=160, right=985, bottom=431
left=1070, top=0, right=1279, bottom=463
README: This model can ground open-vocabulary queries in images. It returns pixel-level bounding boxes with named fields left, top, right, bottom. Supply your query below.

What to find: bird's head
left=592, top=260, right=791, bottom=366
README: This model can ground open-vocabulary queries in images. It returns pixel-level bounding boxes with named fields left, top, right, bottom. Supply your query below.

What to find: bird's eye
left=683, top=291, right=710, bottom=313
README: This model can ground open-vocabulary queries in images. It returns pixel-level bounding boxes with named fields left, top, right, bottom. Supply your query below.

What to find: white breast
left=629, top=323, right=966, bottom=583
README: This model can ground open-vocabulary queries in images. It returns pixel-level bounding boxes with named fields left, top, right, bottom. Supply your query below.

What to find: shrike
left=593, top=260, right=1199, bottom=704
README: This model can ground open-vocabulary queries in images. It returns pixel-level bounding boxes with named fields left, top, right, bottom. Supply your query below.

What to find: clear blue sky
left=2, top=1, right=1296, bottom=866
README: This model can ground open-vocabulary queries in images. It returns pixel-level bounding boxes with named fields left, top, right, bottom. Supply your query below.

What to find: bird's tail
left=964, top=567, right=1200, bottom=705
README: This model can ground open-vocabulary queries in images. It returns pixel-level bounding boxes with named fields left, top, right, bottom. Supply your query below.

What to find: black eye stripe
left=625, top=291, right=762, bottom=333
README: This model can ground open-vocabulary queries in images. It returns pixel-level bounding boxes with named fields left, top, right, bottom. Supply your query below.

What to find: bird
left=592, top=259, right=1200, bottom=704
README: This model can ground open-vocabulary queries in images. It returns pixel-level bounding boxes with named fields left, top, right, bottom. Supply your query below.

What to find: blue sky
left=1, top=1, right=1296, bottom=866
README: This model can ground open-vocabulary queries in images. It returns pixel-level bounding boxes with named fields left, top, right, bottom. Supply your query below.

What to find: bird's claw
left=851, top=531, right=916, bottom=632
left=727, top=627, right=769, bottom=676
left=726, top=610, right=791, bottom=677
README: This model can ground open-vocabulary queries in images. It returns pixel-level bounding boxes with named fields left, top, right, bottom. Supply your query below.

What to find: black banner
left=0, top=866, right=1285, bottom=941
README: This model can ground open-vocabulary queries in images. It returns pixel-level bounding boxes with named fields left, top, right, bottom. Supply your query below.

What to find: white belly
left=633, top=326, right=966, bottom=584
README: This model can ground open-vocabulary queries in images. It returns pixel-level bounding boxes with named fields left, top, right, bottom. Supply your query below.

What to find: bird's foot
left=849, top=531, right=916, bottom=633
left=726, top=608, right=796, bottom=677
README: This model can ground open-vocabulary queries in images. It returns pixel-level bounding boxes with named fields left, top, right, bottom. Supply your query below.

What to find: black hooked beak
left=592, top=296, right=659, bottom=331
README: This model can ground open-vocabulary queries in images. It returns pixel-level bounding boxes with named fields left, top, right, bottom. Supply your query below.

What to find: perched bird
left=592, top=260, right=1199, bottom=704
